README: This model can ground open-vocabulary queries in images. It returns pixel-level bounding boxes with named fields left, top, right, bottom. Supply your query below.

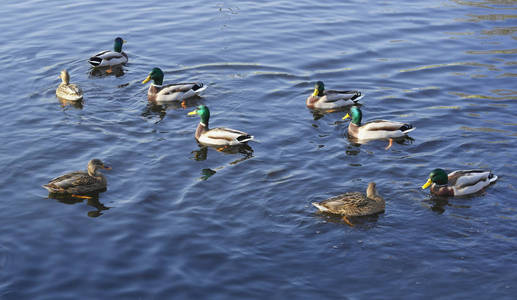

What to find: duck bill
left=103, top=165, right=112, bottom=171
left=187, top=110, right=198, bottom=116
left=342, top=113, right=350, bottom=120
left=142, top=75, right=151, bottom=84
left=312, top=88, right=319, bottom=97
left=421, top=179, right=432, bottom=189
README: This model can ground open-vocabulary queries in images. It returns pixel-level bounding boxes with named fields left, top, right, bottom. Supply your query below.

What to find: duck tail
left=312, top=202, right=329, bottom=212
left=488, top=173, right=498, bottom=183
left=88, top=57, right=102, bottom=66
left=237, top=135, right=254, bottom=143
left=42, top=184, right=56, bottom=193
left=351, top=91, right=363, bottom=103
left=400, top=124, right=415, bottom=134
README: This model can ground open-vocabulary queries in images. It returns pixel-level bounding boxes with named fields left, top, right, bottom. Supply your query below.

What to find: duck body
left=88, top=37, right=128, bottom=67
left=43, top=159, right=111, bottom=195
left=147, top=82, right=207, bottom=102
left=344, top=106, right=414, bottom=149
left=143, top=68, right=207, bottom=102
left=422, top=168, right=498, bottom=197
left=306, top=81, right=362, bottom=110
left=348, top=120, right=414, bottom=141
left=312, top=182, right=384, bottom=217
left=188, top=105, right=253, bottom=147
left=56, top=70, right=83, bottom=101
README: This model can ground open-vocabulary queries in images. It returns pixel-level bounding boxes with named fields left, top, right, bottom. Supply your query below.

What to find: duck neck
left=88, top=167, right=105, bottom=181
left=195, top=122, right=208, bottom=140
left=367, top=185, right=382, bottom=202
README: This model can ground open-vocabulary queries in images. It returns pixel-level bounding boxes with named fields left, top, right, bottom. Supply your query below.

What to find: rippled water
left=1, top=0, right=516, bottom=298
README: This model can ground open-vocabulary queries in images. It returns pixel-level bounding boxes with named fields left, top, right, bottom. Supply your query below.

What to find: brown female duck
left=43, top=159, right=111, bottom=196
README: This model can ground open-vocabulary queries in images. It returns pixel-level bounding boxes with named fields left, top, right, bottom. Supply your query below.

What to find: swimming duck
left=187, top=105, right=253, bottom=147
left=43, top=159, right=111, bottom=197
left=56, top=70, right=83, bottom=101
left=312, top=182, right=384, bottom=226
left=306, top=81, right=362, bottom=110
left=142, top=68, right=207, bottom=102
left=343, top=106, right=415, bottom=150
left=88, top=37, right=128, bottom=69
left=422, top=168, right=498, bottom=197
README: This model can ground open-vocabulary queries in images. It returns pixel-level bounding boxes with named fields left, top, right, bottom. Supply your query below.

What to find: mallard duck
left=343, top=106, right=415, bottom=150
left=56, top=70, right=83, bottom=101
left=312, top=182, right=384, bottom=226
left=142, top=67, right=207, bottom=102
left=422, top=168, right=498, bottom=197
left=187, top=105, right=253, bottom=147
left=306, top=81, right=362, bottom=110
left=88, top=37, right=128, bottom=69
left=42, top=159, right=111, bottom=197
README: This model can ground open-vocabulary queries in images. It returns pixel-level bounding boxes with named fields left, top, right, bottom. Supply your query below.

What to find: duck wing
left=361, top=120, right=414, bottom=133
left=206, top=127, right=253, bottom=143
left=324, top=90, right=362, bottom=102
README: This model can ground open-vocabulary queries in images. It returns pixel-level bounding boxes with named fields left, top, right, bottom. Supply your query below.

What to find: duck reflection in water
left=89, top=65, right=125, bottom=78
left=192, top=144, right=254, bottom=181
left=47, top=193, right=110, bottom=218
left=57, top=97, right=84, bottom=110
left=191, top=144, right=254, bottom=162
left=141, top=98, right=204, bottom=124
left=424, top=195, right=473, bottom=215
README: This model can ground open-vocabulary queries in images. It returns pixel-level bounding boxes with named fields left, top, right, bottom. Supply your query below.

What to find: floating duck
left=306, top=81, right=362, bottom=110
left=142, top=67, right=207, bottom=102
left=43, top=159, right=111, bottom=197
left=422, top=168, right=498, bottom=197
left=312, top=182, right=384, bottom=226
left=187, top=105, right=253, bottom=148
left=56, top=70, right=83, bottom=101
left=88, top=37, right=128, bottom=71
left=343, top=106, right=415, bottom=150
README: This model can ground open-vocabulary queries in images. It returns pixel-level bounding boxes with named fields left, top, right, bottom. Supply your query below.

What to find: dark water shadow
left=191, top=144, right=254, bottom=180
left=422, top=184, right=497, bottom=214
left=141, top=97, right=204, bottom=124
left=309, top=103, right=362, bottom=121
left=47, top=192, right=110, bottom=218
left=57, top=97, right=83, bottom=110
left=88, top=65, right=125, bottom=78
left=347, top=135, right=415, bottom=148
left=314, top=211, right=383, bottom=228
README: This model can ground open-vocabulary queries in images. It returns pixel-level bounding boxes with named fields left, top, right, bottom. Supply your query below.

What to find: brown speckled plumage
left=312, top=182, right=384, bottom=217
left=43, top=159, right=111, bottom=195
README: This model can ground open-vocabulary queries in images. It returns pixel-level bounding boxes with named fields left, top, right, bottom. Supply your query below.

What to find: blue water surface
left=0, top=0, right=516, bottom=298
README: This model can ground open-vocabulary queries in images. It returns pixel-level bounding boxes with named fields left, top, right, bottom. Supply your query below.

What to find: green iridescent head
left=188, top=105, right=210, bottom=125
left=142, top=67, right=164, bottom=86
left=114, top=37, right=125, bottom=53
left=343, top=106, right=362, bottom=125
left=422, top=168, right=448, bottom=189
left=313, top=81, right=325, bottom=96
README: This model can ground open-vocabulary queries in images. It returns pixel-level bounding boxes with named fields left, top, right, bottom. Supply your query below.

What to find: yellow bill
left=312, top=88, right=319, bottom=97
left=187, top=110, right=198, bottom=116
left=342, top=113, right=350, bottom=120
left=142, top=75, right=151, bottom=84
left=421, top=178, right=432, bottom=189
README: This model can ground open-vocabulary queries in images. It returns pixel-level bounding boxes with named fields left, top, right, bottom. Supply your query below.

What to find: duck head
left=422, top=168, right=448, bottom=189
left=188, top=105, right=210, bottom=125
left=142, top=67, right=164, bottom=86
left=88, top=159, right=112, bottom=176
left=59, top=70, right=70, bottom=85
left=114, top=37, right=125, bottom=53
left=342, top=106, right=362, bottom=125
left=313, top=81, right=325, bottom=97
